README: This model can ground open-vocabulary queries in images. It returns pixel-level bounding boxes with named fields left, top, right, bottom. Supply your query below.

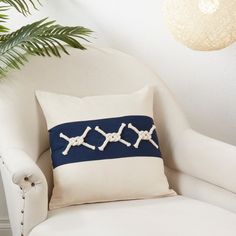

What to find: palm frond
left=1, top=0, right=41, bottom=15
left=0, top=6, right=9, bottom=33
left=0, top=18, right=92, bottom=76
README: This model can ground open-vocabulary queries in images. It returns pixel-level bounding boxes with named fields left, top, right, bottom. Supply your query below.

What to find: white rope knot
left=70, top=137, right=84, bottom=146
left=107, top=133, right=121, bottom=142
left=128, top=123, right=159, bottom=149
left=139, top=130, right=151, bottom=140
left=95, top=123, right=131, bottom=151
left=60, top=126, right=95, bottom=155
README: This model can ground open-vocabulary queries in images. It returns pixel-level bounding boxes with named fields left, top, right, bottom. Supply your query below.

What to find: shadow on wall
left=75, top=0, right=236, bottom=146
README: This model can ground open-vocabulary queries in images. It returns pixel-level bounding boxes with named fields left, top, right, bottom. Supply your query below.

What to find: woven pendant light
left=164, top=0, right=236, bottom=51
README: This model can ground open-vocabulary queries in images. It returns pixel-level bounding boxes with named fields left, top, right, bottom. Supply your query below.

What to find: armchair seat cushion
left=29, top=196, right=236, bottom=236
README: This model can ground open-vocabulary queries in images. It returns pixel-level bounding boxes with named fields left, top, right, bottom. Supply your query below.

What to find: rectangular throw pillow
left=36, top=87, right=175, bottom=209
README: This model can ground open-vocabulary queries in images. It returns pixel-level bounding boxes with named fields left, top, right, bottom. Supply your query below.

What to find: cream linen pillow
left=36, top=87, right=175, bottom=209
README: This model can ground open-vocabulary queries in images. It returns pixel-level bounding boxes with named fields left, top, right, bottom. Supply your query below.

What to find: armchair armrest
left=166, top=129, right=236, bottom=194
left=0, top=148, right=48, bottom=236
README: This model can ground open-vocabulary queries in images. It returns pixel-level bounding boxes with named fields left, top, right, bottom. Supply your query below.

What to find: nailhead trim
left=1, top=158, right=40, bottom=236
left=1, top=156, right=26, bottom=236
left=20, top=176, right=36, bottom=235
left=19, top=176, right=37, bottom=235
left=20, top=186, right=26, bottom=236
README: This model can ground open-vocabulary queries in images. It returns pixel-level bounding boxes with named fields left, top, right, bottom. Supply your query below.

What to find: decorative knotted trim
left=60, top=127, right=95, bottom=155
left=95, top=123, right=131, bottom=151
left=128, top=123, right=159, bottom=149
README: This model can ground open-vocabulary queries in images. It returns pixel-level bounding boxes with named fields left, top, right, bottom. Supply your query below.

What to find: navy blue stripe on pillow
left=49, top=115, right=162, bottom=168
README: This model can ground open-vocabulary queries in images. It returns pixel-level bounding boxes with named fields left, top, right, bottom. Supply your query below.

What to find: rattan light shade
left=164, top=0, right=236, bottom=51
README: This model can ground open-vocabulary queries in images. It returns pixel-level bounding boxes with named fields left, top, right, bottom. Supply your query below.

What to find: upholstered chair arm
left=0, top=148, right=48, bottom=236
left=166, top=129, right=236, bottom=194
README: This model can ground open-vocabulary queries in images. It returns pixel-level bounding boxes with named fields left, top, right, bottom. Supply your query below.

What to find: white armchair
left=0, top=46, right=236, bottom=236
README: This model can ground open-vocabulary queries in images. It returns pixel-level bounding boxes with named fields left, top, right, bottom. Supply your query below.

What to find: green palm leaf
left=0, top=18, right=92, bottom=76
left=1, top=0, right=40, bottom=15
left=0, top=0, right=41, bottom=33
left=0, top=6, right=9, bottom=33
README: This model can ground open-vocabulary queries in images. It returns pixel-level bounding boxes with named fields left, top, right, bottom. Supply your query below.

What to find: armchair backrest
left=0, top=46, right=188, bottom=163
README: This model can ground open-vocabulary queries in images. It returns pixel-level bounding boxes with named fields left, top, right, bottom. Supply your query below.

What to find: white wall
left=76, top=0, right=236, bottom=146
left=6, top=0, right=236, bottom=144
left=1, top=0, right=236, bottom=234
